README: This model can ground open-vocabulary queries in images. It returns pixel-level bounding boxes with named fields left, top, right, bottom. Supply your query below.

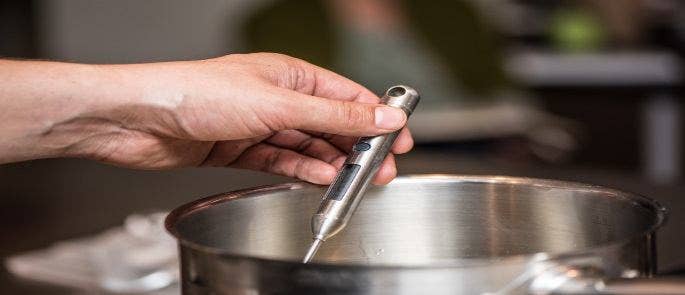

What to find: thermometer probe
left=303, top=85, right=420, bottom=263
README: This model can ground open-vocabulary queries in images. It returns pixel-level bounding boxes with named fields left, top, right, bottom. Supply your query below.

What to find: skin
left=0, top=53, right=413, bottom=185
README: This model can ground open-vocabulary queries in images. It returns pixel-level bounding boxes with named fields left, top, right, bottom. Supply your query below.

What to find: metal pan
left=166, top=175, right=676, bottom=294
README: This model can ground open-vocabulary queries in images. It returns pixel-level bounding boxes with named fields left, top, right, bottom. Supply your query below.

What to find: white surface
left=506, top=50, right=682, bottom=86
left=6, top=212, right=178, bottom=295
left=410, top=102, right=558, bottom=142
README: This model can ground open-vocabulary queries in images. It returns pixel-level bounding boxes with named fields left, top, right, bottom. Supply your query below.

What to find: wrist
left=0, top=60, right=134, bottom=162
left=44, top=62, right=125, bottom=160
left=52, top=62, right=187, bottom=160
left=48, top=62, right=173, bottom=160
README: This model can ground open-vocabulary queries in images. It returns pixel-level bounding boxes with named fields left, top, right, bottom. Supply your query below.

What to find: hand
left=17, top=53, right=413, bottom=184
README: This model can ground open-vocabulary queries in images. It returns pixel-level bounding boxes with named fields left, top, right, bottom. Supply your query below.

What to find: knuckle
left=292, top=157, right=309, bottom=179
left=295, top=137, right=316, bottom=152
left=264, top=148, right=283, bottom=173
left=340, top=102, right=370, bottom=131
left=287, top=64, right=310, bottom=91
left=281, top=58, right=314, bottom=92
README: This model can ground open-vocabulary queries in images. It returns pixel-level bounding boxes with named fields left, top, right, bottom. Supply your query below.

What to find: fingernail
left=375, top=107, right=406, bottom=130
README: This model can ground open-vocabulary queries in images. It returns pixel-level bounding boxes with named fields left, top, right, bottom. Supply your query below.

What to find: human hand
left=59, top=53, right=413, bottom=184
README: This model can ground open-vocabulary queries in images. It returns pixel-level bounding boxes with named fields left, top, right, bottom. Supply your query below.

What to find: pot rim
left=165, top=174, right=667, bottom=269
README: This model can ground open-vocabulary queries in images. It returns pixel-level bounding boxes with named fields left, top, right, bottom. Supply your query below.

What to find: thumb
left=277, top=92, right=407, bottom=136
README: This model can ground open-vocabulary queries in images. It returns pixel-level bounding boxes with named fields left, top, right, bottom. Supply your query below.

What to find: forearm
left=0, top=60, right=145, bottom=163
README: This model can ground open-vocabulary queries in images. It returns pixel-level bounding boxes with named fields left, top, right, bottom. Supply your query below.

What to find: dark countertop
left=2, top=148, right=684, bottom=294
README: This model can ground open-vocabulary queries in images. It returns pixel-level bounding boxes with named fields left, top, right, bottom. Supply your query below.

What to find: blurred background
left=2, top=0, right=685, bottom=293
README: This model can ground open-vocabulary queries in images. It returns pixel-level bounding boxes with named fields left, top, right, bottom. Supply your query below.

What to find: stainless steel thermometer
left=303, top=85, right=420, bottom=263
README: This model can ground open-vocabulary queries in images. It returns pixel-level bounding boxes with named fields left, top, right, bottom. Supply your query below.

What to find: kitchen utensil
left=166, top=175, right=674, bottom=294
left=304, top=85, right=420, bottom=263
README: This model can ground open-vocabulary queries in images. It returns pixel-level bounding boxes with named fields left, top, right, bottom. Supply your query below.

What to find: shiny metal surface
left=307, top=85, right=420, bottom=262
left=302, top=238, right=322, bottom=263
left=166, top=175, right=666, bottom=294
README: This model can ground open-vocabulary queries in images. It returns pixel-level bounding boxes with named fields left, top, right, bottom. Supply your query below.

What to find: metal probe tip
left=302, top=238, right=323, bottom=263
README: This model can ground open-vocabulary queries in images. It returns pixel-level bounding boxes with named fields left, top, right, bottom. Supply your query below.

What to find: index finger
left=286, top=57, right=381, bottom=104
left=270, top=55, right=414, bottom=152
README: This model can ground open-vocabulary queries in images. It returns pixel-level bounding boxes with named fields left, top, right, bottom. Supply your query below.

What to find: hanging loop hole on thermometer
left=387, top=86, right=406, bottom=97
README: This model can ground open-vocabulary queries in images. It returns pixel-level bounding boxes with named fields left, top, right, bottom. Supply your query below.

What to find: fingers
left=271, top=89, right=407, bottom=136
left=201, top=135, right=269, bottom=167
left=268, top=130, right=403, bottom=185
left=305, top=66, right=380, bottom=103
left=299, top=132, right=356, bottom=153
left=372, top=154, right=397, bottom=185
left=231, top=143, right=338, bottom=185
left=266, top=130, right=346, bottom=165
left=227, top=133, right=401, bottom=184
left=284, top=91, right=406, bottom=136
left=231, top=142, right=397, bottom=185
left=303, top=127, right=413, bottom=154
left=393, top=128, right=414, bottom=154
left=273, top=54, right=381, bottom=104
left=245, top=54, right=415, bottom=141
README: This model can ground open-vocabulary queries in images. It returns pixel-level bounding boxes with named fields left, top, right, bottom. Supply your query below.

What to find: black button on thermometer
left=303, top=85, right=420, bottom=263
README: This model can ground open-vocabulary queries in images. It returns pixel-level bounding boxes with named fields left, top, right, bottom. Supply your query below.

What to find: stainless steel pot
left=165, top=175, right=670, bottom=294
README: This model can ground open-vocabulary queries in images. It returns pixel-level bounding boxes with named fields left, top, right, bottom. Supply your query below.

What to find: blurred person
left=244, top=0, right=509, bottom=106
left=0, top=53, right=414, bottom=185
left=242, top=0, right=586, bottom=164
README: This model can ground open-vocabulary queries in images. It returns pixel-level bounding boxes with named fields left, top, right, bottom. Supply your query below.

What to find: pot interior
left=170, top=176, right=663, bottom=266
